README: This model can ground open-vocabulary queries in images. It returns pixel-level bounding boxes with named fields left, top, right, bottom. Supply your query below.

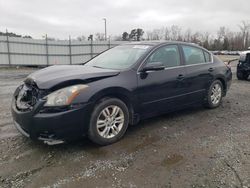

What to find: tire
left=237, top=70, right=248, bottom=80
left=245, top=74, right=249, bottom=80
left=204, top=80, right=223, bottom=109
left=88, top=98, right=129, bottom=145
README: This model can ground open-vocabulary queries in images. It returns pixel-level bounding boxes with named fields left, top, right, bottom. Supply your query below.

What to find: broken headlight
left=44, top=85, right=88, bottom=107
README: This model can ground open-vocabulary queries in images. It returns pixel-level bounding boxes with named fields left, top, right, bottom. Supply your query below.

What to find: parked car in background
left=212, top=51, right=241, bottom=56
left=237, top=50, right=250, bottom=80
left=11, top=42, right=232, bottom=145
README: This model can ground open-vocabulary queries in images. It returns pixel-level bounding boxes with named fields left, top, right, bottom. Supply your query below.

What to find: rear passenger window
left=204, top=51, right=211, bottom=62
left=182, top=46, right=206, bottom=65
left=147, top=45, right=180, bottom=68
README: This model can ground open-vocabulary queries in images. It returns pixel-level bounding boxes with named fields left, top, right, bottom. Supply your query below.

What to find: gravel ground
left=0, top=58, right=250, bottom=188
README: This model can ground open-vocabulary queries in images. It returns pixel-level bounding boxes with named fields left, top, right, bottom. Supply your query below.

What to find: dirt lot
left=0, top=58, right=250, bottom=188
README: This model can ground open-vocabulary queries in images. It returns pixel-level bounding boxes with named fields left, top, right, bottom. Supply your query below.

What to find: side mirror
left=141, top=62, right=165, bottom=72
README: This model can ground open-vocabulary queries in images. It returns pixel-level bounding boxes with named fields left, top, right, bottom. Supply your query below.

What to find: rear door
left=136, top=44, right=187, bottom=117
left=181, top=45, right=214, bottom=103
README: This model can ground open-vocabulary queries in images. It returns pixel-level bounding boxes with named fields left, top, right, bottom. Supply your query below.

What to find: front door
left=136, top=45, right=187, bottom=117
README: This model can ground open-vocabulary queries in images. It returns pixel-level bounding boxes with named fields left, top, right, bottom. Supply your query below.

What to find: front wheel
left=204, top=80, right=223, bottom=109
left=88, top=98, right=129, bottom=145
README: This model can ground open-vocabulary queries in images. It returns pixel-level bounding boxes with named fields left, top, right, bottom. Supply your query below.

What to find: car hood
left=25, top=65, right=120, bottom=89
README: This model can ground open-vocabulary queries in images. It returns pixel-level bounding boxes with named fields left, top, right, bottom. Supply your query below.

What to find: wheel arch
left=213, top=76, right=226, bottom=96
left=89, top=87, right=137, bottom=125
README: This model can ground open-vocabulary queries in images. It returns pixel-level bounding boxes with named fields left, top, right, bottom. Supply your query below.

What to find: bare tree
left=151, top=29, right=161, bottom=40
left=202, top=32, right=210, bottom=49
left=170, top=25, right=182, bottom=41
left=238, top=21, right=250, bottom=49
left=121, top=21, right=250, bottom=50
left=217, top=26, right=226, bottom=40
left=77, top=35, right=86, bottom=41
left=146, top=31, right=153, bottom=40
left=164, top=27, right=170, bottom=40
left=184, top=29, right=192, bottom=42
left=95, top=33, right=105, bottom=41
left=190, top=32, right=202, bottom=44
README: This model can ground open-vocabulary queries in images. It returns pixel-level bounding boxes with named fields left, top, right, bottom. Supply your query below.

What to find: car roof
left=122, top=41, right=208, bottom=51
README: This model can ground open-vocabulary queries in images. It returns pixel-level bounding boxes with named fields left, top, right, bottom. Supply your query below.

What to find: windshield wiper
left=92, top=65, right=106, bottom=69
left=92, top=65, right=121, bottom=70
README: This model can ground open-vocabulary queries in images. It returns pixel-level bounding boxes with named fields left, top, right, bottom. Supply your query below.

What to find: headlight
left=44, top=84, right=88, bottom=107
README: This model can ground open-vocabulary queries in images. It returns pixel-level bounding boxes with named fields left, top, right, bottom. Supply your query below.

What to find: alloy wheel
left=96, top=105, right=124, bottom=139
left=211, top=83, right=222, bottom=105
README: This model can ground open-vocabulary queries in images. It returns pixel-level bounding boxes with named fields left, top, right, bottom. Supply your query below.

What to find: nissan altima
left=11, top=42, right=232, bottom=145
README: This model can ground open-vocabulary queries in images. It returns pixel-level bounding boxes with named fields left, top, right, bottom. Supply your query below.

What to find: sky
left=0, top=0, right=250, bottom=39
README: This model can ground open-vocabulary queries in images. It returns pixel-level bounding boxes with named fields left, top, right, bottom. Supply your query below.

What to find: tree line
left=0, top=31, right=32, bottom=39
left=119, top=21, right=250, bottom=51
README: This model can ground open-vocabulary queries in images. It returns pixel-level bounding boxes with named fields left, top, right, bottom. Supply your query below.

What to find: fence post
left=69, top=35, right=72, bottom=65
left=108, top=38, right=111, bottom=49
left=6, top=29, right=11, bottom=66
left=90, top=39, right=93, bottom=58
left=45, top=34, right=49, bottom=66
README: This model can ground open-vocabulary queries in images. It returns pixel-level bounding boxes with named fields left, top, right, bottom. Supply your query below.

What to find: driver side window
left=147, top=45, right=181, bottom=68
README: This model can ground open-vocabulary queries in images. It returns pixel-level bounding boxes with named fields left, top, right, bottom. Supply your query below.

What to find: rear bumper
left=11, top=100, right=93, bottom=143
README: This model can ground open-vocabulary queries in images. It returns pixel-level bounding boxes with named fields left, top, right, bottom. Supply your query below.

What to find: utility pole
left=103, top=18, right=107, bottom=41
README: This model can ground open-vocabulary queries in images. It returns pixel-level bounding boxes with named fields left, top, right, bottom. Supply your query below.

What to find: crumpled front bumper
left=13, top=121, right=64, bottom=145
left=11, top=98, right=92, bottom=145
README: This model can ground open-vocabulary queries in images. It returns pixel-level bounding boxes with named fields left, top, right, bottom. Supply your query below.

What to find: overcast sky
left=0, top=0, right=249, bottom=39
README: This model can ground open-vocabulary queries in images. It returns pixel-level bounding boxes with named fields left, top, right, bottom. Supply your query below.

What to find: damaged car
left=11, top=42, right=232, bottom=145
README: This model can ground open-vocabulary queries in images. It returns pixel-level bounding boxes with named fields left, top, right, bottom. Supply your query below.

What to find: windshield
left=85, top=45, right=151, bottom=70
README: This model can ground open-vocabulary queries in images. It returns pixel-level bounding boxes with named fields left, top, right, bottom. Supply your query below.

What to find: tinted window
left=204, top=51, right=211, bottom=62
left=147, top=45, right=180, bottom=68
left=86, top=45, right=151, bottom=70
left=182, top=46, right=205, bottom=65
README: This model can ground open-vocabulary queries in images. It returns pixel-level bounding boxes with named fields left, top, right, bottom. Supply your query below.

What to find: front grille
left=15, top=83, right=40, bottom=111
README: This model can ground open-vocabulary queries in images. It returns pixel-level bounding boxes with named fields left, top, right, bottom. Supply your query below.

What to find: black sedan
left=11, top=42, right=232, bottom=145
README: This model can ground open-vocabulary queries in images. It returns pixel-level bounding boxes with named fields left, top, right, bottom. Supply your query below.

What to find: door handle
left=208, top=68, right=214, bottom=72
left=177, top=74, right=185, bottom=80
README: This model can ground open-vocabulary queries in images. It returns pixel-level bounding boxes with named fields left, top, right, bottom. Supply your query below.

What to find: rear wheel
left=237, top=70, right=248, bottom=80
left=88, top=98, right=129, bottom=145
left=204, top=80, right=223, bottom=109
